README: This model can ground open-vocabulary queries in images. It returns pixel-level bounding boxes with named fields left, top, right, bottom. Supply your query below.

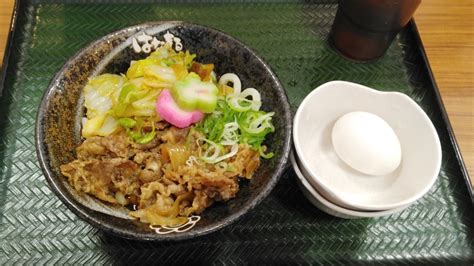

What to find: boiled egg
left=331, top=111, right=402, bottom=176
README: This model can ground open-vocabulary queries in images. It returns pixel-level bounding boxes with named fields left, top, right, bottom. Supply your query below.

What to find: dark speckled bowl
left=35, top=21, right=291, bottom=241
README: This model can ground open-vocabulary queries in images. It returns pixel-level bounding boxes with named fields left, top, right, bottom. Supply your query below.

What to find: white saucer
left=291, top=151, right=411, bottom=219
left=293, top=81, right=442, bottom=211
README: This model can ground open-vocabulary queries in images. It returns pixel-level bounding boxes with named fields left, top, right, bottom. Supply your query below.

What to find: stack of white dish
left=292, top=81, right=442, bottom=219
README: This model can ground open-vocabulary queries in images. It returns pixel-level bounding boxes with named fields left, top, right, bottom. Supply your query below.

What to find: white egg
left=331, top=111, right=402, bottom=176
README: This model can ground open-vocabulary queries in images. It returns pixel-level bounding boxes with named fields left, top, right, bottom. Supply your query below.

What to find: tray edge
left=0, top=0, right=19, bottom=96
left=409, top=19, right=474, bottom=203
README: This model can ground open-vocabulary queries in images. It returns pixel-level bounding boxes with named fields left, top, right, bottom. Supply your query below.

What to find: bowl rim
left=35, top=21, right=292, bottom=241
left=290, top=151, right=411, bottom=218
left=293, top=80, right=442, bottom=210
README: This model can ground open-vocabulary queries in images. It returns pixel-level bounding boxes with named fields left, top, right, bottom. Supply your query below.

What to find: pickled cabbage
left=82, top=74, right=162, bottom=138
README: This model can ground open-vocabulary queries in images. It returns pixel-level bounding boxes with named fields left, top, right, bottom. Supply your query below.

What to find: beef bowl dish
left=36, top=21, right=292, bottom=241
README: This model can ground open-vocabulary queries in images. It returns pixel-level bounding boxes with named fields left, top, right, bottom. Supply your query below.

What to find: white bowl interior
left=293, top=81, right=442, bottom=210
left=290, top=152, right=410, bottom=219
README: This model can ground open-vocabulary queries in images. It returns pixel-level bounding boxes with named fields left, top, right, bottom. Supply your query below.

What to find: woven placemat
left=0, top=1, right=472, bottom=264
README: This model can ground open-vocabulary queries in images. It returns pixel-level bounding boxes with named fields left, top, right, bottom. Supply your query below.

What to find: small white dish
left=293, top=81, right=442, bottom=211
left=290, top=152, right=410, bottom=219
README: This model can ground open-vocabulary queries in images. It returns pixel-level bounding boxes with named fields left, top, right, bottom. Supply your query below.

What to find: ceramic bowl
left=290, top=152, right=411, bottom=219
left=36, top=21, right=292, bottom=241
left=293, top=81, right=441, bottom=211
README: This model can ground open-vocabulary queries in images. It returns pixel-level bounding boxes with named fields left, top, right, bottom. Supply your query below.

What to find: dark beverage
left=329, top=0, right=422, bottom=62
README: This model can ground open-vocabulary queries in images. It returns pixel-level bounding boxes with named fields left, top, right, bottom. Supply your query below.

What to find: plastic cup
left=329, top=0, right=421, bottom=62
